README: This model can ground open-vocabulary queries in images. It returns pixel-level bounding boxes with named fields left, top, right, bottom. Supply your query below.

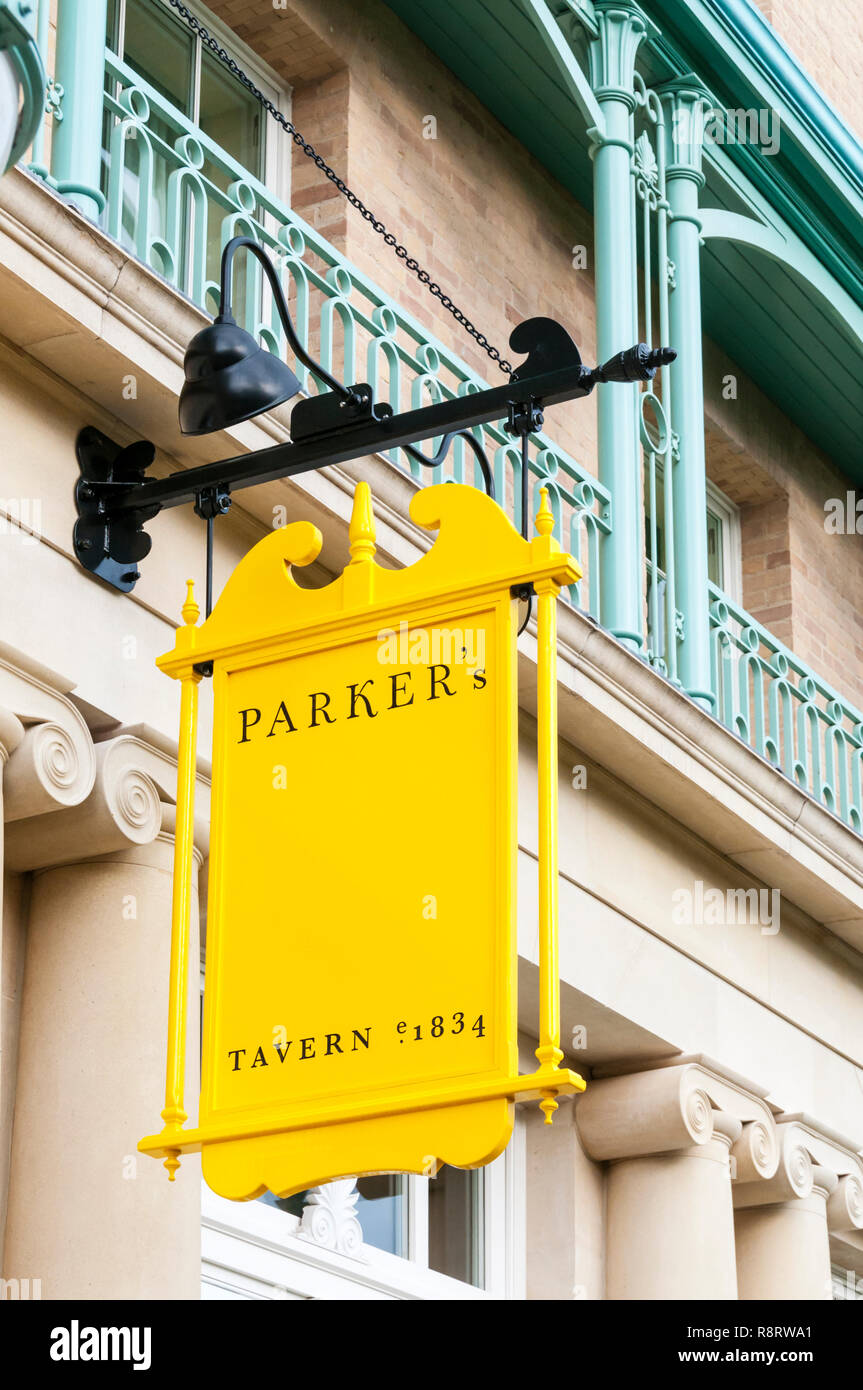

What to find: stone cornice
left=0, top=167, right=445, bottom=574
left=0, top=165, right=293, bottom=478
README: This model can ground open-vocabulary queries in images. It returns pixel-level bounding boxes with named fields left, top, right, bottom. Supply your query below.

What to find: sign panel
left=141, top=482, right=585, bottom=1198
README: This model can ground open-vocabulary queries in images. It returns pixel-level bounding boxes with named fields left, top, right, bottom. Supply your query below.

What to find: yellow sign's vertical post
left=160, top=580, right=201, bottom=1180
left=532, top=490, right=565, bottom=1123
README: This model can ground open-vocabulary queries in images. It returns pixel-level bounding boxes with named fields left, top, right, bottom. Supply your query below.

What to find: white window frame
left=706, top=477, right=742, bottom=604
left=644, top=463, right=742, bottom=606
left=201, top=1119, right=526, bottom=1301
left=109, top=0, right=292, bottom=202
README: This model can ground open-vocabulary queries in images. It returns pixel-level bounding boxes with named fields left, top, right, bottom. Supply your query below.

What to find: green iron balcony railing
left=709, top=583, right=863, bottom=833
left=15, top=19, right=863, bottom=839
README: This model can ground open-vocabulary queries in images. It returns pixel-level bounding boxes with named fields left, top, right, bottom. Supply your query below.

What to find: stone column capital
left=0, top=646, right=96, bottom=819
left=733, top=1117, right=863, bottom=1212
left=827, top=1173, right=863, bottom=1239
left=0, top=705, right=24, bottom=764
left=5, top=731, right=210, bottom=871
left=576, top=1060, right=772, bottom=1162
left=729, top=1118, right=780, bottom=1185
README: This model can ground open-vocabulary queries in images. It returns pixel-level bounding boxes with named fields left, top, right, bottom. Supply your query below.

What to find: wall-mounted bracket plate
left=73, top=426, right=160, bottom=593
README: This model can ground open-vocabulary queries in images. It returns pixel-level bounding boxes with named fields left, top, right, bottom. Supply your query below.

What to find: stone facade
left=1, top=0, right=862, bottom=1301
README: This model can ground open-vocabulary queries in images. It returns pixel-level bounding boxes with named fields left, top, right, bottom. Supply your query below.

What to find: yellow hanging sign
left=140, top=481, right=585, bottom=1199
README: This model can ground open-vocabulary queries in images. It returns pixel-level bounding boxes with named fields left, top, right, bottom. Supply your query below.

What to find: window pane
left=355, top=1175, right=406, bottom=1256
left=258, top=1178, right=407, bottom=1257
left=198, top=48, right=266, bottom=315
left=428, top=1166, right=484, bottom=1287
left=106, top=0, right=120, bottom=51
left=199, top=46, right=263, bottom=179
left=123, top=0, right=195, bottom=117
left=259, top=1189, right=307, bottom=1219
left=707, top=508, right=724, bottom=588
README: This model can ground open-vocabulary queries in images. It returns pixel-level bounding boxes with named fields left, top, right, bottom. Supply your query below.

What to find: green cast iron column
left=52, top=0, right=108, bottom=220
left=657, top=76, right=714, bottom=709
left=588, top=0, right=654, bottom=652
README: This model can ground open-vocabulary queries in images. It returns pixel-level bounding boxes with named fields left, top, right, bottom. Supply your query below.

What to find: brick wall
left=753, top=0, right=863, bottom=140
left=704, top=340, right=863, bottom=702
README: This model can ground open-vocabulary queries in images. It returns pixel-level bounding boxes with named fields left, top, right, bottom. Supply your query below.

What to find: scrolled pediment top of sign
left=158, top=483, right=580, bottom=675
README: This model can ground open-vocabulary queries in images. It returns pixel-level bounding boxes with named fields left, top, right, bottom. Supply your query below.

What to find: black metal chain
left=164, top=0, right=513, bottom=375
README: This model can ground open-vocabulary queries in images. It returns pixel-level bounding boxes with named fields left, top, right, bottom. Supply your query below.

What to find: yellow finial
left=349, top=481, right=376, bottom=564
left=535, top=487, right=554, bottom=538
left=164, top=1150, right=181, bottom=1181
left=181, top=579, right=200, bottom=627
left=539, top=1091, right=558, bottom=1126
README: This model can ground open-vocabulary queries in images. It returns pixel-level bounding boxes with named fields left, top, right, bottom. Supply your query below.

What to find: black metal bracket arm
left=73, top=317, right=675, bottom=594
left=74, top=430, right=161, bottom=591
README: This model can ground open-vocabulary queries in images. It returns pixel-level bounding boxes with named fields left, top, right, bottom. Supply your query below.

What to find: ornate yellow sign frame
left=140, top=482, right=585, bottom=1198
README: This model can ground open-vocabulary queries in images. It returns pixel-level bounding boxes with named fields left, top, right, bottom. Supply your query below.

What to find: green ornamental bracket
left=0, top=1, right=46, bottom=173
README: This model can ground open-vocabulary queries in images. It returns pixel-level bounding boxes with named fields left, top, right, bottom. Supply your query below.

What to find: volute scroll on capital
left=733, top=1116, right=863, bottom=1232
left=0, top=649, right=97, bottom=821
left=4, top=732, right=209, bottom=871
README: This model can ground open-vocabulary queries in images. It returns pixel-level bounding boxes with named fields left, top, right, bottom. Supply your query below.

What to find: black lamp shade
left=179, top=317, right=301, bottom=436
